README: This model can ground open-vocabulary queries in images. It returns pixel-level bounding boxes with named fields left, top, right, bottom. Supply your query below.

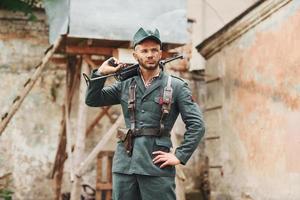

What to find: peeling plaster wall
left=204, top=1, right=300, bottom=199
left=0, top=9, right=64, bottom=199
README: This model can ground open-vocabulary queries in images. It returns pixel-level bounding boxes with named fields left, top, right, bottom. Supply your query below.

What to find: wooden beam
left=86, top=107, right=111, bottom=136
left=64, top=56, right=82, bottom=183
left=83, top=55, right=98, bottom=68
left=50, top=56, right=68, bottom=65
left=50, top=54, right=105, bottom=68
left=196, top=0, right=292, bottom=59
left=51, top=105, right=66, bottom=179
left=50, top=105, right=68, bottom=200
left=70, top=59, right=90, bottom=200
left=68, top=46, right=175, bottom=62
left=66, top=46, right=113, bottom=56
left=75, top=115, right=124, bottom=177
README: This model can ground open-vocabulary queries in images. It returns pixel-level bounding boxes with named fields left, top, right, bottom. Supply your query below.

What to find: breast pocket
left=152, top=96, right=162, bottom=115
left=153, top=96, right=175, bottom=116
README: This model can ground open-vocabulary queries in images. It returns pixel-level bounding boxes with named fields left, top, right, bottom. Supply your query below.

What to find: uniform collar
left=135, top=68, right=167, bottom=100
left=139, top=68, right=161, bottom=88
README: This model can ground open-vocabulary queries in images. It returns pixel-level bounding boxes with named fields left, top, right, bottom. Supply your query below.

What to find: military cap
left=133, top=27, right=161, bottom=47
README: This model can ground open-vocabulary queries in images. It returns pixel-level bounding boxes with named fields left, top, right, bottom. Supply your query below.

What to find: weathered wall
left=0, top=9, right=65, bottom=199
left=0, top=9, right=122, bottom=199
left=204, top=1, right=300, bottom=199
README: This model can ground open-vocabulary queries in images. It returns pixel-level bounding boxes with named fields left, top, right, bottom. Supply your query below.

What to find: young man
left=85, top=27, right=205, bottom=200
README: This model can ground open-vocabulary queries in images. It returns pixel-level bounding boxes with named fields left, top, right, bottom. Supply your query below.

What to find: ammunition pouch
left=117, top=128, right=133, bottom=156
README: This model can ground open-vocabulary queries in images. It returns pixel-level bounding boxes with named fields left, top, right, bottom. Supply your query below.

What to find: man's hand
left=98, top=57, right=124, bottom=75
left=152, top=151, right=181, bottom=168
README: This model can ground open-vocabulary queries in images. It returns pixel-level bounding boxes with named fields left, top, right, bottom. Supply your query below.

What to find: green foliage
left=0, top=0, right=44, bottom=20
left=0, top=189, right=13, bottom=200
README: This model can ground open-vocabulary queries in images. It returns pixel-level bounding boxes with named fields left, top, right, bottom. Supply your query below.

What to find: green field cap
left=133, top=27, right=161, bottom=47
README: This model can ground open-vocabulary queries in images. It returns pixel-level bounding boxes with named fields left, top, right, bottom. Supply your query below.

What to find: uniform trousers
left=112, top=172, right=176, bottom=200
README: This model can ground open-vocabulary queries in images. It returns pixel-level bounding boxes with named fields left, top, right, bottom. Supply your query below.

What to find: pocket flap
left=117, top=128, right=130, bottom=141
left=155, top=137, right=172, bottom=148
left=154, top=96, right=174, bottom=104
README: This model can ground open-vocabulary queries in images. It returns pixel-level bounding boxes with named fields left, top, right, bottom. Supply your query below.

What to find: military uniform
left=86, top=70, right=204, bottom=198
left=85, top=27, right=205, bottom=200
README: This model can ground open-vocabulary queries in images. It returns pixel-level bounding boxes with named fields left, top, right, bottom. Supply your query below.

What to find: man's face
left=133, top=39, right=162, bottom=71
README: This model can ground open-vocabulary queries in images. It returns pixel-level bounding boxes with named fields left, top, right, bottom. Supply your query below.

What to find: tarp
left=44, top=0, right=69, bottom=44
left=44, top=0, right=188, bottom=46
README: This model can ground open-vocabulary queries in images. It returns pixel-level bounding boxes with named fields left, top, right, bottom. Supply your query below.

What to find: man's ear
left=133, top=51, right=138, bottom=61
left=159, top=50, right=162, bottom=59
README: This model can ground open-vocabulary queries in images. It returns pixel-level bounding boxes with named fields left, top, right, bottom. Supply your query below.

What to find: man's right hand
left=98, top=57, right=123, bottom=75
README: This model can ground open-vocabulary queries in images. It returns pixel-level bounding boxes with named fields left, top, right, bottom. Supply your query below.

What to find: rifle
left=82, top=55, right=183, bottom=86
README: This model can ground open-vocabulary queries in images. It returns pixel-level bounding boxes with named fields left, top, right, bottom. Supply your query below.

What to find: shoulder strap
left=128, top=79, right=137, bottom=132
left=127, top=76, right=173, bottom=137
left=159, top=75, right=173, bottom=136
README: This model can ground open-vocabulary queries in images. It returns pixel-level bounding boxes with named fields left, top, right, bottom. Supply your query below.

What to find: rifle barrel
left=83, top=55, right=184, bottom=84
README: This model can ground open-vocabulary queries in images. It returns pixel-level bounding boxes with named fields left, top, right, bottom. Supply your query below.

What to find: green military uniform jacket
left=85, top=69, right=205, bottom=177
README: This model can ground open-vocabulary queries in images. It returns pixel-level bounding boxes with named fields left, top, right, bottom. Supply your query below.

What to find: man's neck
left=140, top=67, right=160, bottom=83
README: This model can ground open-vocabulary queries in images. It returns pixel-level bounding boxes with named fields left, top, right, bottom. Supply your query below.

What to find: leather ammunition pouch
left=117, top=128, right=133, bottom=156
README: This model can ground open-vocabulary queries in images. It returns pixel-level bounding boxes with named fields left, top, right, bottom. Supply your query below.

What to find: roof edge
left=196, top=0, right=292, bottom=59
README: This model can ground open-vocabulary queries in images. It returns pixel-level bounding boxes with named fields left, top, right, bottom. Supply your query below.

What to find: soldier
left=85, top=27, right=205, bottom=200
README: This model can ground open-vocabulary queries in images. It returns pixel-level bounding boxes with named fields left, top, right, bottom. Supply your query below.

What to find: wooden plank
left=66, top=46, right=113, bottom=56
left=96, top=153, right=103, bottom=200
left=51, top=105, right=66, bottom=179
left=196, top=0, right=292, bottom=59
left=106, top=190, right=111, bottom=200
left=83, top=55, right=98, bottom=68
left=70, top=59, right=90, bottom=200
left=86, top=107, right=111, bottom=136
left=51, top=106, right=67, bottom=200
left=52, top=56, right=81, bottom=198
left=96, top=152, right=114, bottom=200
left=96, top=183, right=112, bottom=190
left=50, top=56, right=68, bottom=65
left=75, top=115, right=123, bottom=177
left=106, top=154, right=113, bottom=200
left=65, top=56, right=81, bottom=182
left=107, top=154, right=113, bottom=183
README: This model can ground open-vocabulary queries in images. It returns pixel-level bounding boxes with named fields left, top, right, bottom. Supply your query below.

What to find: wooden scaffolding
left=0, top=35, right=188, bottom=200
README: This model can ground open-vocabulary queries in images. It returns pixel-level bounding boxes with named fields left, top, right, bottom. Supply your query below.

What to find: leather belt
left=133, top=128, right=170, bottom=137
